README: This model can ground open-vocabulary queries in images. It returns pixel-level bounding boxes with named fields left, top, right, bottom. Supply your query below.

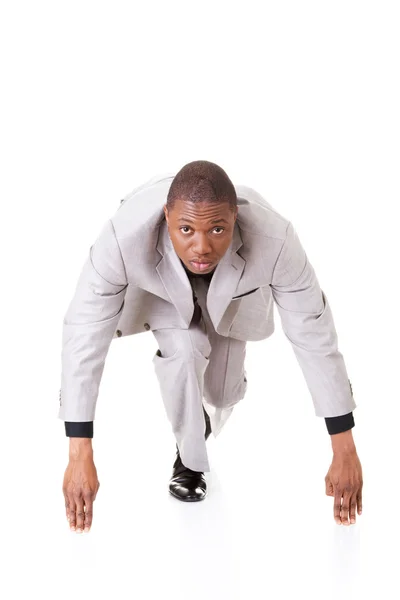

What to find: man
left=61, top=160, right=363, bottom=533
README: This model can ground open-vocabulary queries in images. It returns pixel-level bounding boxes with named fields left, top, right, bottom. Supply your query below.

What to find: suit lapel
left=156, top=220, right=195, bottom=327
left=206, top=223, right=245, bottom=328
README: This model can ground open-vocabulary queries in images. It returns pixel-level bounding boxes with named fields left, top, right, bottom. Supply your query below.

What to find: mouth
left=190, top=261, right=213, bottom=272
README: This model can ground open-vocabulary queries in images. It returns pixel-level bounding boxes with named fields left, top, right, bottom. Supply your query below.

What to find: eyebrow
left=177, top=217, right=229, bottom=224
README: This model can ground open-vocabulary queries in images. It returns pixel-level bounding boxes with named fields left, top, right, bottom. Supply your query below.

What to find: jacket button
left=144, top=323, right=150, bottom=331
left=116, top=329, right=122, bottom=337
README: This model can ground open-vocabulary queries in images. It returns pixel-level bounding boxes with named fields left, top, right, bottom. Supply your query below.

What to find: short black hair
left=166, top=160, right=237, bottom=212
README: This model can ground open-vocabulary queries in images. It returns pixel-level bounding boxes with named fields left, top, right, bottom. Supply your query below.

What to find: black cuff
left=325, top=412, right=354, bottom=435
left=65, top=421, right=93, bottom=438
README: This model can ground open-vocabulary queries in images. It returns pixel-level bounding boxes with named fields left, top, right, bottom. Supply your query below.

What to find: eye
left=179, top=226, right=225, bottom=235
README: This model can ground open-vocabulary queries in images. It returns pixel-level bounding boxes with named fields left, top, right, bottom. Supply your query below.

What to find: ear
left=163, top=204, right=169, bottom=223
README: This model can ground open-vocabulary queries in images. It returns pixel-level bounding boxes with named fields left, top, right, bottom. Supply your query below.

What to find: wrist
left=331, top=429, right=356, bottom=455
left=69, top=437, right=93, bottom=460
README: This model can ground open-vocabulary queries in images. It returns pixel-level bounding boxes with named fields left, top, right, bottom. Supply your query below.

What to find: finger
left=325, top=477, right=334, bottom=497
left=333, top=489, right=342, bottom=524
left=62, top=488, right=68, bottom=519
left=93, top=481, right=100, bottom=502
left=349, top=495, right=357, bottom=524
left=64, top=493, right=70, bottom=521
left=340, top=492, right=352, bottom=526
left=83, top=491, right=94, bottom=532
left=357, top=491, right=363, bottom=515
left=75, top=498, right=85, bottom=533
left=68, top=496, right=77, bottom=531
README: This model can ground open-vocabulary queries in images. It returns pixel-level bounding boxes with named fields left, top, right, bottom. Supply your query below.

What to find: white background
left=1, top=1, right=399, bottom=598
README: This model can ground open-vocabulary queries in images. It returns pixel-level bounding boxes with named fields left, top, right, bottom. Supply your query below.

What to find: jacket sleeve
left=270, top=221, right=356, bottom=418
left=58, top=219, right=128, bottom=422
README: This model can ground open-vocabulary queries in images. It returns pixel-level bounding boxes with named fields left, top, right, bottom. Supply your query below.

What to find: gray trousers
left=152, top=276, right=248, bottom=472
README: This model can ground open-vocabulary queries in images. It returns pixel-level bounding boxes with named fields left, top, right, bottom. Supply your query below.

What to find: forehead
left=169, top=198, right=232, bottom=221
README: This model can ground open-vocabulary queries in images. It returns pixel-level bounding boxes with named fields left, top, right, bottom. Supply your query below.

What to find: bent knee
left=204, top=374, right=247, bottom=409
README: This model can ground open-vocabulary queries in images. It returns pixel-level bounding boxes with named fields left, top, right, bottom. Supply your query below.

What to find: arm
left=270, top=221, right=356, bottom=427
left=59, top=218, right=128, bottom=427
left=270, top=222, right=362, bottom=524
left=60, top=219, right=127, bottom=533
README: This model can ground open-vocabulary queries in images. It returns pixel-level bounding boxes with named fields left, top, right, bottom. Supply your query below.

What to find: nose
left=192, top=233, right=212, bottom=256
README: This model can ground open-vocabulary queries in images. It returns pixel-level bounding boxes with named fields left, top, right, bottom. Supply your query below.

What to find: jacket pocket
left=232, top=287, right=260, bottom=300
left=152, top=346, right=180, bottom=363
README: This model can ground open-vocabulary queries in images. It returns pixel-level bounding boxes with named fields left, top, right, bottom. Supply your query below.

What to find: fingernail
left=84, top=528, right=90, bottom=533
left=76, top=528, right=82, bottom=533
left=70, top=527, right=75, bottom=531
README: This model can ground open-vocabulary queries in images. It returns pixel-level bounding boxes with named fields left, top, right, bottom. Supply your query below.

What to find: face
left=163, top=198, right=238, bottom=274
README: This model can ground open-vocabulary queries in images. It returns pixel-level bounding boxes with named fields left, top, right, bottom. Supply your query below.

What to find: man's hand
left=325, top=430, right=363, bottom=525
left=62, top=438, right=100, bottom=533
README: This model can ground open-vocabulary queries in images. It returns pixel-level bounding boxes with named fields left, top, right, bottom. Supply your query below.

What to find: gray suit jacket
left=59, top=173, right=356, bottom=422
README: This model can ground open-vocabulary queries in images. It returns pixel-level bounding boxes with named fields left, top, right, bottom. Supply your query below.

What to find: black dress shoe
left=169, top=453, right=207, bottom=502
left=168, top=408, right=211, bottom=502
